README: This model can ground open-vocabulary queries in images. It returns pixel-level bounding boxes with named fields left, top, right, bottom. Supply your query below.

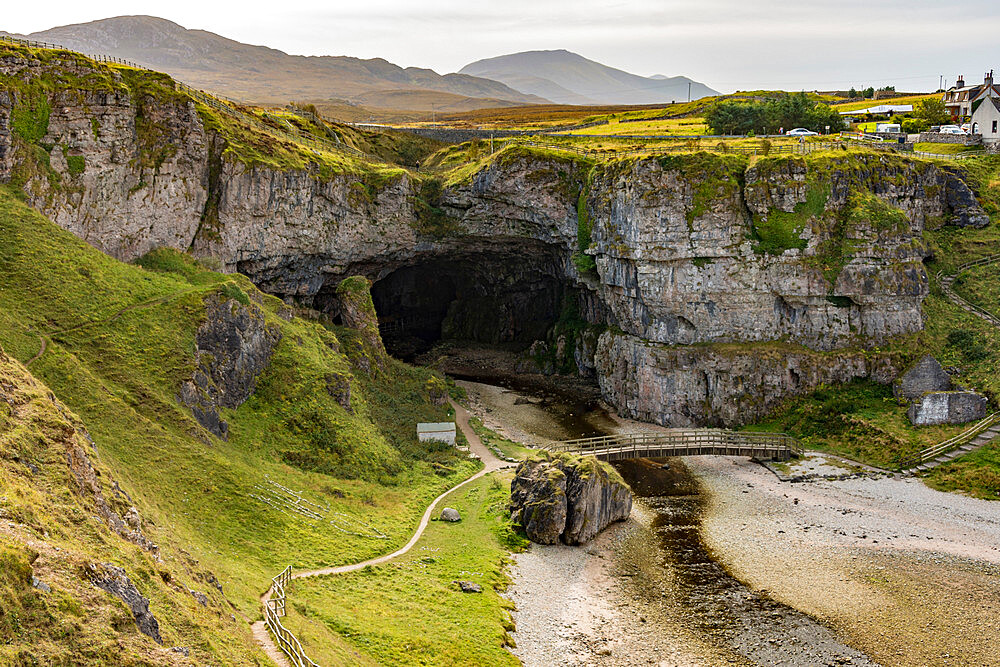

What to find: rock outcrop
left=595, top=331, right=900, bottom=427
left=510, top=451, right=632, bottom=545
left=3, top=50, right=994, bottom=428
left=908, top=391, right=988, bottom=425
left=89, top=563, right=162, bottom=643
left=178, top=290, right=281, bottom=438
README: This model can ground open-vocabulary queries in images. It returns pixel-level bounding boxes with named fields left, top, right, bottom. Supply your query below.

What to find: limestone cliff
left=2, top=48, right=993, bottom=428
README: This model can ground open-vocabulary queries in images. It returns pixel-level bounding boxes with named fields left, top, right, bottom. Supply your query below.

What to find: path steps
left=909, top=424, right=1000, bottom=473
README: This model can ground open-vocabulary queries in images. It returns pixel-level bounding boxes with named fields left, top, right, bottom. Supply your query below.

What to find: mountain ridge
left=8, top=15, right=550, bottom=109
left=460, top=49, right=717, bottom=105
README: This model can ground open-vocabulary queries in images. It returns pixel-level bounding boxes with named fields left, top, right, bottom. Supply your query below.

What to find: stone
left=177, top=293, right=282, bottom=439
left=190, top=589, right=208, bottom=607
left=89, top=563, right=162, bottom=643
left=31, top=576, right=50, bottom=593
left=124, top=507, right=142, bottom=531
left=325, top=372, right=353, bottom=412
left=171, top=647, right=191, bottom=657
left=908, top=391, right=988, bottom=425
left=453, top=580, right=482, bottom=593
left=439, top=507, right=461, bottom=522
left=510, top=451, right=632, bottom=545
left=894, top=355, right=952, bottom=400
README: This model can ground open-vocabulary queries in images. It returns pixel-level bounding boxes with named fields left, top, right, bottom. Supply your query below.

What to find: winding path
left=252, top=399, right=513, bottom=665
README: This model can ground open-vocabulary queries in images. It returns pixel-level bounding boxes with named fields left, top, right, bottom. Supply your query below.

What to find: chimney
left=987, top=70, right=995, bottom=87
left=957, top=75, right=965, bottom=88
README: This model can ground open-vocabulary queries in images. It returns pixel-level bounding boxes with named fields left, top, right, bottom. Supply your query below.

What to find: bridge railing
left=549, top=429, right=801, bottom=457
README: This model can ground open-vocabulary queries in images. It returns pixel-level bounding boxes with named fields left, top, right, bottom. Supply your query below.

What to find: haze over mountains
left=5, top=15, right=717, bottom=113
left=460, top=50, right=718, bottom=105
left=7, top=15, right=546, bottom=111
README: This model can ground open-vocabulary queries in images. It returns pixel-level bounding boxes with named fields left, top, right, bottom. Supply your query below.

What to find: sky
left=4, top=0, right=1000, bottom=93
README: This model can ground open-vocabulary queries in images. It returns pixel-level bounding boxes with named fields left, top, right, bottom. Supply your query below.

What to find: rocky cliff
left=509, top=451, right=632, bottom=545
left=2, top=46, right=993, bottom=427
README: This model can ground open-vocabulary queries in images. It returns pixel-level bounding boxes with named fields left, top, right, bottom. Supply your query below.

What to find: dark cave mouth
left=365, top=251, right=568, bottom=361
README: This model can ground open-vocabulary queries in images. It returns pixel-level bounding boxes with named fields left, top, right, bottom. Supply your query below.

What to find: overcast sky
left=5, top=0, right=999, bottom=93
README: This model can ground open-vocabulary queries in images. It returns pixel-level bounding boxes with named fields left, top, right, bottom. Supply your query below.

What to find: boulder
left=453, top=580, right=482, bottom=593
left=89, top=563, right=162, bottom=643
left=908, top=391, right=988, bottom=425
left=510, top=451, right=632, bottom=545
left=439, top=507, right=461, bottom=522
left=894, top=354, right=952, bottom=400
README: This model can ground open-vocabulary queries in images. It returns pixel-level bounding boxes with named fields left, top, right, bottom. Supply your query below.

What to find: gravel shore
left=692, top=456, right=1000, bottom=667
left=461, top=377, right=1000, bottom=666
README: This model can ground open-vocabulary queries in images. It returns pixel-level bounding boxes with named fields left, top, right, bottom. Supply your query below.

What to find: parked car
left=786, top=128, right=819, bottom=136
left=939, top=126, right=967, bottom=135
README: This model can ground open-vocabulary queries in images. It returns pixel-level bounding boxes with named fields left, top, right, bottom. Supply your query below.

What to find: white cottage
left=971, top=96, right=1000, bottom=145
left=416, top=422, right=457, bottom=445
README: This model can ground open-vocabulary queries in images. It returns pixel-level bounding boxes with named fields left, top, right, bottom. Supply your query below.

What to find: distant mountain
left=460, top=50, right=717, bottom=105
left=10, top=16, right=549, bottom=109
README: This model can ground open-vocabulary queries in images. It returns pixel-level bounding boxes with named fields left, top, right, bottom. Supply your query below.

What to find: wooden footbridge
left=548, top=429, right=802, bottom=462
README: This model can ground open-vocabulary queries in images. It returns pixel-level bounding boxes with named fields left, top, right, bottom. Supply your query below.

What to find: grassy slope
left=0, top=186, right=483, bottom=663
left=289, top=473, right=527, bottom=666
left=0, top=347, right=256, bottom=665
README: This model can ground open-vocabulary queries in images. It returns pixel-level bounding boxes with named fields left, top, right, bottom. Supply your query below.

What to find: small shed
left=417, top=422, right=457, bottom=445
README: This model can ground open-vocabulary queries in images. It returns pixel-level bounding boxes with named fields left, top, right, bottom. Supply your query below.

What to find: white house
left=971, top=97, right=1000, bottom=145
left=416, top=422, right=457, bottom=445
left=943, top=70, right=1000, bottom=120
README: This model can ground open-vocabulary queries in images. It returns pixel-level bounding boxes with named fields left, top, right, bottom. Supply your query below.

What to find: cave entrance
left=368, top=249, right=566, bottom=361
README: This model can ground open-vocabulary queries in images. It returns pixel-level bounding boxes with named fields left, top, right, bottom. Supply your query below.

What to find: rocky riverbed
left=460, top=379, right=1000, bottom=667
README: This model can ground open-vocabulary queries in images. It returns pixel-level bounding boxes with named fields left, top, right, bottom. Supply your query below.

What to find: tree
left=913, top=98, right=950, bottom=125
left=863, top=87, right=875, bottom=99
left=848, top=87, right=858, bottom=98
left=705, top=93, right=845, bottom=135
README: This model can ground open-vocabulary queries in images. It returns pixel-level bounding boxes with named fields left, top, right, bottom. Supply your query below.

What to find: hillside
left=459, top=49, right=718, bottom=105
left=8, top=15, right=549, bottom=109
left=0, top=183, right=488, bottom=663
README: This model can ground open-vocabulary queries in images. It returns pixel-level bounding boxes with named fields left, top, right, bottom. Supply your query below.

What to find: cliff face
left=2, top=50, right=991, bottom=427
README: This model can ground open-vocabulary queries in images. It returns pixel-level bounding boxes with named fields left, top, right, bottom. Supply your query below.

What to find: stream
left=460, top=375, right=878, bottom=666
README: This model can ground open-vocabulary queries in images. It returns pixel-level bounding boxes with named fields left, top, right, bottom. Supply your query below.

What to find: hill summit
left=459, top=49, right=717, bottom=105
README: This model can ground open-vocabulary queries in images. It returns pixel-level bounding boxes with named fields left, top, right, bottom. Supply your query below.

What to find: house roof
left=416, top=422, right=456, bottom=433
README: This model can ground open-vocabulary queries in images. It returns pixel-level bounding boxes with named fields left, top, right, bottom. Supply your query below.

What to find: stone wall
left=917, top=132, right=983, bottom=146
left=908, top=391, right=988, bottom=425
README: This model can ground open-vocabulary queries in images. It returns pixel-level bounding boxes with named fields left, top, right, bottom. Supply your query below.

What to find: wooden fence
left=898, top=412, right=1000, bottom=470
left=263, top=566, right=319, bottom=667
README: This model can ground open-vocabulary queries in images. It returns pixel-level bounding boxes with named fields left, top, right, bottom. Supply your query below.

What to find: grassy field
left=951, top=262, right=1000, bottom=318
left=560, top=117, right=710, bottom=136
left=468, top=416, right=537, bottom=461
left=0, top=185, right=484, bottom=663
left=913, top=142, right=982, bottom=155
left=288, top=472, right=527, bottom=666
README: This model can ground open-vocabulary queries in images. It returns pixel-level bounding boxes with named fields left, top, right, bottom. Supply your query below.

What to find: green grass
left=832, top=94, right=939, bottom=112
left=0, top=185, right=486, bottom=662
left=752, top=183, right=827, bottom=255
left=951, top=263, right=1000, bottom=319
left=290, top=473, right=527, bottom=666
left=924, top=441, right=1000, bottom=499
left=745, top=380, right=969, bottom=469
left=913, top=142, right=980, bottom=155
left=468, top=416, right=537, bottom=461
